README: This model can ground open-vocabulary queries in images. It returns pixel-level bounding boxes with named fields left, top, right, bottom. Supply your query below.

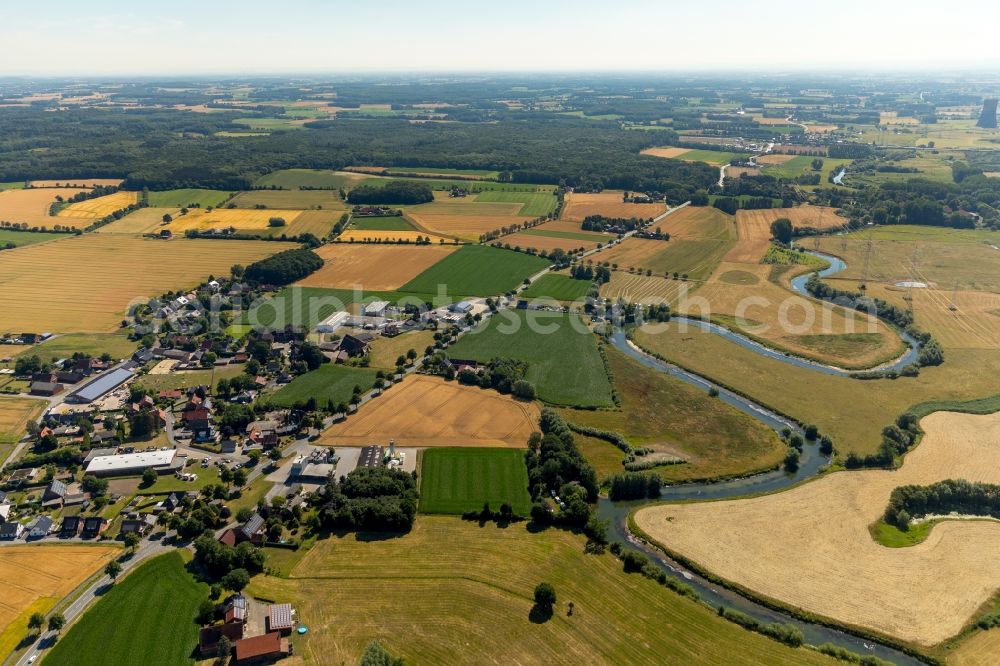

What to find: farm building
left=315, top=310, right=349, bottom=333
left=232, top=632, right=290, bottom=665
left=219, top=512, right=266, bottom=547
left=199, top=622, right=245, bottom=658
left=362, top=300, right=390, bottom=317
left=67, top=367, right=135, bottom=404
left=451, top=300, right=475, bottom=314
left=339, top=332, right=374, bottom=357
left=30, top=381, right=63, bottom=397
left=85, top=450, right=182, bottom=477
left=267, top=604, right=295, bottom=634
left=83, top=447, right=119, bottom=465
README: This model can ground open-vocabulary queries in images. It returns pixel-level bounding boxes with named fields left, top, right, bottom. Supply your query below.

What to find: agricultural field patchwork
left=520, top=273, right=592, bottom=301
left=254, top=168, right=369, bottom=190
left=419, top=448, right=533, bottom=515
left=397, top=244, right=549, bottom=298
left=319, top=375, right=539, bottom=448
left=0, top=234, right=294, bottom=332
left=634, top=411, right=1000, bottom=646
left=0, top=187, right=90, bottom=228
left=593, top=237, right=733, bottom=281
left=228, top=189, right=346, bottom=210
left=145, top=188, right=233, bottom=208
left=57, top=191, right=138, bottom=219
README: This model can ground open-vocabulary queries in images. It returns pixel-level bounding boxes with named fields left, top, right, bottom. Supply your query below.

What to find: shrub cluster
left=346, top=180, right=434, bottom=205
left=884, top=478, right=1000, bottom=528
left=243, top=248, right=323, bottom=286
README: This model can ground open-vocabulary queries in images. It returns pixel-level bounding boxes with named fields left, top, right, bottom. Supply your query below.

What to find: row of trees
left=884, top=478, right=1000, bottom=529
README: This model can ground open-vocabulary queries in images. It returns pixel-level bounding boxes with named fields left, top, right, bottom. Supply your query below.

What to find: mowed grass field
left=520, top=273, right=592, bottom=301
left=633, top=324, right=1000, bottom=458
left=0, top=229, right=60, bottom=248
left=298, top=243, right=457, bottom=291
left=351, top=215, right=416, bottom=231
left=367, top=329, right=436, bottom=369
left=253, top=168, right=370, bottom=190
left=319, top=375, right=539, bottom=448
left=813, top=229, right=1000, bottom=292
left=635, top=412, right=1000, bottom=647
left=228, top=189, right=347, bottom=210
left=593, top=237, right=734, bottom=281
left=248, top=516, right=832, bottom=665
left=560, top=347, right=786, bottom=482
left=44, top=551, right=206, bottom=666
left=0, top=544, right=119, bottom=658
left=598, top=271, right=690, bottom=305
left=0, top=235, right=294, bottom=332
left=398, top=244, right=549, bottom=298
left=658, top=206, right=737, bottom=241
left=475, top=191, right=558, bottom=217
left=419, top=448, right=532, bottom=515
left=272, top=364, right=379, bottom=408
left=448, top=311, right=614, bottom=407
left=145, top=188, right=233, bottom=208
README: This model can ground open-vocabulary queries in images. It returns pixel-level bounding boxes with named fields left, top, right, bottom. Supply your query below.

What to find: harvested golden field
left=562, top=191, right=667, bottom=223
left=368, top=330, right=437, bottom=369
left=406, top=213, right=532, bottom=242
left=599, top=271, right=691, bottom=305
left=0, top=235, right=293, bottom=332
left=657, top=206, right=736, bottom=240
left=94, top=207, right=177, bottom=234
left=29, top=179, right=123, bottom=188
left=813, top=233, right=1000, bottom=292
left=287, top=210, right=341, bottom=237
left=0, top=397, right=46, bottom=445
left=250, top=517, right=830, bottom=666
left=162, top=207, right=303, bottom=232
left=58, top=191, right=139, bottom=219
left=736, top=205, right=846, bottom=234
left=691, top=263, right=905, bottom=368
left=531, top=219, right=613, bottom=235
left=595, top=237, right=733, bottom=281
left=228, top=190, right=347, bottom=210
left=856, top=283, right=1000, bottom=351
left=755, top=154, right=796, bottom=166
left=297, top=243, right=457, bottom=290
left=0, top=188, right=90, bottom=228
left=635, top=411, right=1000, bottom=647
left=502, top=232, right=603, bottom=253
left=319, top=375, right=539, bottom=448
left=948, top=629, right=1000, bottom=665
left=639, top=146, right=692, bottom=159
left=0, top=544, right=118, bottom=654
left=335, top=230, right=451, bottom=243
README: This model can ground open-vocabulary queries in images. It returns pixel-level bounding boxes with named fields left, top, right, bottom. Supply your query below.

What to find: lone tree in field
left=534, top=582, right=557, bottom=610
left=162, top=213, right=172, bottom=223
left=770, top=218, right=793, bottom=245
left=268, top=216, right=286, bottom=227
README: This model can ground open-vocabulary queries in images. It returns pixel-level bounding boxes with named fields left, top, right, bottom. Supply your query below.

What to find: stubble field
left=0, top=187, right=90, bottom=228
left=319, top=375, right=539, bottom=448
left=297, top=243, right=457, bottom=290
left=57, top=191, right=138, bottom=219
left=0, top=235, right=293, bottom=332
left=634, top=411, right=1000, bottom=646
left=561, top=191, right=667, bottom=222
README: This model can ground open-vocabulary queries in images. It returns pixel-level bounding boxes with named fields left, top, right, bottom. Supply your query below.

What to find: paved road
left=12, top=538, right=172, bottom=666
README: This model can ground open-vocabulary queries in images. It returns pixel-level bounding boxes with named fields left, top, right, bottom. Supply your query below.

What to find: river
left=597, top=250, right=928, bottom=663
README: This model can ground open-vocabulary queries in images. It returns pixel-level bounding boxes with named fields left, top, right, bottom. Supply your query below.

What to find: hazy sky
left=4, top=0, right=999, bottom=75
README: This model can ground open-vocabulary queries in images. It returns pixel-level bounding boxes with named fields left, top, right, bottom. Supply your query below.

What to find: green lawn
left=270, top=364, right=379, bottom=408
left=677, top=149, right=749, bottom=166
left=45, top=551, right=206, bottom=666
left=520, top=274, right=592, bottom=301
left=475, top=191, right=558, bottom=217
left=352, top=216, right=416, bottom=231
left=448, top=311, right=614, bottom=407
left=0, top=229, right=61, bottom=248
left=28, top=333, right=138, bottom=362
left=399, top=245, right=548, bottom=298
left=0, top=181, right=27, bottom=191
left=146, top=189, right=233, bottom=208
left=419, top=448, right=532, bottom=516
